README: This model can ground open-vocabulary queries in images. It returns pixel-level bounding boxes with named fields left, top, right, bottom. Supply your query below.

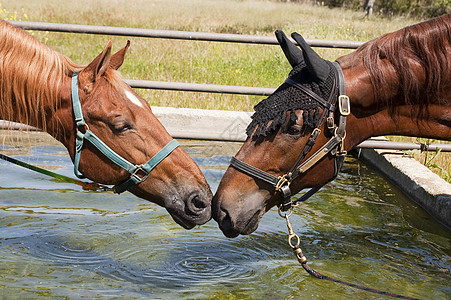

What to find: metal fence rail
left=356, top=140, right=451, bottom=152
left=9, top=21, right=364, bottom=49
left=8, top=21, right=363, bottom=95
left=124, top=79, right=276, bottom=96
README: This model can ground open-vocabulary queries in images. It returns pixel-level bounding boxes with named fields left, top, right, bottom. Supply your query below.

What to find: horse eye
left=286, top=124, right=302, bottom=136
left=109, top=120, right=133, bottom=134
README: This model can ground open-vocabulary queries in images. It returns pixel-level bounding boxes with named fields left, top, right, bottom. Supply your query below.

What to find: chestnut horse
left=0, top=20, right=212, bottom=229
left=213, top=14, right=451, bottom=237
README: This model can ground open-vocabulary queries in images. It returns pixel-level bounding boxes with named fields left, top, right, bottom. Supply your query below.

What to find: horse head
left=52, top=40, right=212, bottom=229
left=213, top=31, right=349, bottom=237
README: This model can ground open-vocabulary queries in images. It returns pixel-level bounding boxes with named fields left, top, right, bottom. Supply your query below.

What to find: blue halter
left=71, top=72, right=180, bottom=194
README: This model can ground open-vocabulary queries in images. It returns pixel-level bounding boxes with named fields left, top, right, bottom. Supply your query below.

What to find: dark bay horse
left=0, top=20, right=212, bottom=229
left=213, top=14, right=451, bottom=237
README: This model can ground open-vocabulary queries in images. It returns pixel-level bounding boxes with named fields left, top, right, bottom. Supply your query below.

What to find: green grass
left=3, top=0, right=449, bottom=182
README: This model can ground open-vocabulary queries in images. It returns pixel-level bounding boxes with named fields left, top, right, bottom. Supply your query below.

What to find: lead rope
left=279, top=206, right=422, bottom=300
left=0, top=153, right=112, bottom=192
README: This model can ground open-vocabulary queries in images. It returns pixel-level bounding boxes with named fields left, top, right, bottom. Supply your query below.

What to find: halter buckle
left=275, top=173, right=292, bottom=191
left=311, top=128, right=321, bottom=138
left=130, top=165, right=150, bottom=183
left=326, top=117, right=335, bottom=130
left=339, top=132, right=347, bottom=155
left=76, top=122, right=89, bottom=133
left=275, top=173, right=293, bottom=211
left=338, top=95, right=350, bottom=116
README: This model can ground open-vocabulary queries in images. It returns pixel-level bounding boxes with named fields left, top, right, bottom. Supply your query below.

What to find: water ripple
left=39, top=240, right=107, bottom=265
left=29, top=234, right=114, bottom=265
left=107, top=239, right=259, bottom=287
left=175, top=255, right=255, bottom=281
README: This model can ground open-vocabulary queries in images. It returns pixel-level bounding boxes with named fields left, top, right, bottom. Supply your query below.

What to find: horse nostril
left=220, top=209, right=232, bottom=228
left=187, top=192, right=208, bottom=213
left=214, top=205, right=239, bottom=238
left=193, top=195, right=207, bottom=209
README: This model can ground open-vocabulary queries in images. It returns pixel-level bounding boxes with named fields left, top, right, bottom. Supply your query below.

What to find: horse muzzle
left=212, top=188, right=268, bottom=237
left=166, top=189, right=212, bottom=229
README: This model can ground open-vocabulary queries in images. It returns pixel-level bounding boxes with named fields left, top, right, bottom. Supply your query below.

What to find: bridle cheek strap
left=230, top=61, right=349, bottom=211
left=71, top=72, right=180, bottom=194
left=229, top=157, right=279, bottom=187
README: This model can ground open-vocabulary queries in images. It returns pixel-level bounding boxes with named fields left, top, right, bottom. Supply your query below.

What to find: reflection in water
left=0, top=134, right=450, bottom=299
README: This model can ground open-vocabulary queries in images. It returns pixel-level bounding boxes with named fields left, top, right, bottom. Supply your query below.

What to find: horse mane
left=0, top=20, right=77, bottom=129
left=357, top=14, right=451, bottom=114
left=0, top=20, right=124, bottom=131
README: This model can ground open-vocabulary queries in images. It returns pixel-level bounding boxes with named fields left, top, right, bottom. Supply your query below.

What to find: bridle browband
left=71, top=72, right=180, bottom=194
left=230, top=62, right=350, bottom=211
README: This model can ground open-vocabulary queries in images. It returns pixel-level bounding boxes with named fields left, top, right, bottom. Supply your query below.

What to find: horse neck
left=344, top=103, right=451, bottom=150
left=337, top=16, right=451, bottom=147
left=342, top=65, right=451, bottom=148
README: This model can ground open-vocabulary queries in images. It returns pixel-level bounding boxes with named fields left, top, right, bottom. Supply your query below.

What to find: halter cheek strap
left=71, top=72, right=180, bottom=194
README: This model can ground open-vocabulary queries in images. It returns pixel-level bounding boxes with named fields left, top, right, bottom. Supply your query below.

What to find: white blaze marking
left=125, top=90, right=143, bottom=108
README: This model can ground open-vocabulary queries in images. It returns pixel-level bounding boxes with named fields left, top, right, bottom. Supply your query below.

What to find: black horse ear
left=291, top=32, right=330, bottom=82
left=275, top=30, right=303, bottom=68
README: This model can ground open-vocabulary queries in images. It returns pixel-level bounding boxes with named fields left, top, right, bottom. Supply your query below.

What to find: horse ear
left=275, top=30, right=303, bottom=68
left=291, top=32, right=330, bottom=82
left=110, top=40, right=130, bottom=70
left=82, top=39, right=113, bottom=83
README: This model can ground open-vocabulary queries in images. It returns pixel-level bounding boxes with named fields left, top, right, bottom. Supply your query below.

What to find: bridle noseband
left=230, top=62, right=350, bottom=211
left=71, top=72, right=180, bottom=194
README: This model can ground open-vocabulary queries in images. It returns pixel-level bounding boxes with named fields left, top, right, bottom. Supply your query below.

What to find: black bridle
left=230, top=62, right=350, bottom=211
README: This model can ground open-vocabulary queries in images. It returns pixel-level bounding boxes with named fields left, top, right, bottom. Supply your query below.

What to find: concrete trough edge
left=151, top=106, right=253, bottom=142
left=356, top=143, right=451, bottom=229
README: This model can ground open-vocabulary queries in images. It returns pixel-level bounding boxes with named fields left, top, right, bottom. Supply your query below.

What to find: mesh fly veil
left=246, top=60, right=335, bottom=138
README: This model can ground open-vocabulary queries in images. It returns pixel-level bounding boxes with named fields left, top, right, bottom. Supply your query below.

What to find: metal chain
left=278, top=206, right=307, bottom=265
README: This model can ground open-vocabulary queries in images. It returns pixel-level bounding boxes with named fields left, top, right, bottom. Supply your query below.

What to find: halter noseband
left=71, top=72, right=180, bottom=194
left=230, top=62, right=350, bottom=211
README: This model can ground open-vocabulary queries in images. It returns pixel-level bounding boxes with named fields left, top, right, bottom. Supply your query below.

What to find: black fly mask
left=246, top=30, right=336, bottom=139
